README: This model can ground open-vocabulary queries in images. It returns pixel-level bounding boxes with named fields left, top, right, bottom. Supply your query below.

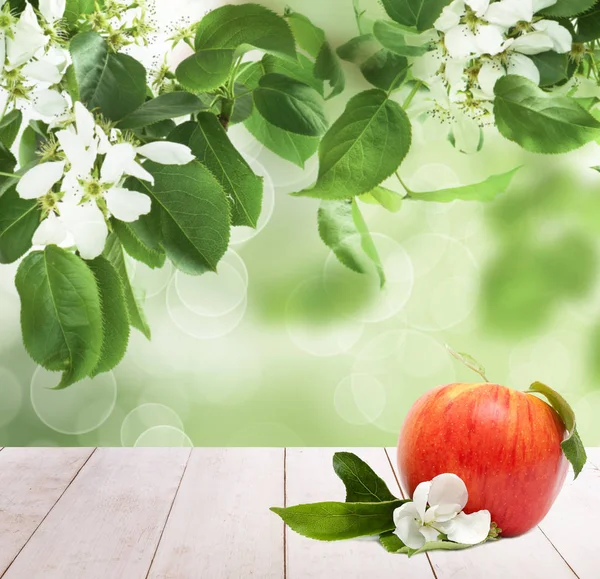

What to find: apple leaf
left=333, top=452, right=398, bottom=503
left=446, top=345, right=489, bottom=382
left=379, top=531, right=406, bottom=552
left=526, top=381, right=587, bottom=478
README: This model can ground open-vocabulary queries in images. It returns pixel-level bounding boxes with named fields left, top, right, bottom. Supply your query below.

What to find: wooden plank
left=147, top=448, right=284, bottom=579
left=386, top=448, right=577, bottom=579
left=538, top=463, right=600, bottom=578
left=0, top=448, right=94, bottom=575
left=285, top=448, right=435, bottom=579
left=2, top=448, right=190, bottom=579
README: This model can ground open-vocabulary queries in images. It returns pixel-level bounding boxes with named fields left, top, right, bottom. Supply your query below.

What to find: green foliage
left=298, top=90, right=411, bottom=199
left=0, top=110, right=23, bottom=149
left=285, top=8, right=326, bottom=58
left=170, top=114, right=264, bottom=228
left=70, top=32, right=146, bottom=121
left=379, top=531, right=405, bottom=552
left=372, top=21, right=431, bottom=57
left=0, top=188, right=41, bottom=264
left=0, top=143, right=17, bottom=192
left=529, top=53, right=571, bottom=87
left=175, top=49, right=236, bottom=93
left=575, top=2, right=600, bottom=41
left=380, top=0, right=453, bottom=31
left=15, top=246, right=103, bottom=389
left=360, top=187, right=403, bottom=212
left=494, top=76, right=600, bottom=154
left=540, top=0, right=597, bottom=17
left=254, top=73, right=329, bottom=137
left=315, top=42, right=346, bottom=99
left=262, top=54, right=324, bottom=94
left=118, top=93, right=207, bottom=130
left=64, top=0, right=97, bottom=26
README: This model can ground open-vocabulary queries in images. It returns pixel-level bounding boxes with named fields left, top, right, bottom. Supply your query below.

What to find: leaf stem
left=402, top=81, right=422, bottom=110
left=353, top=0, right=368, bottom=34
left=0, top=171, right=21, bottom=179
left=395, top=172, right=413, bottom=197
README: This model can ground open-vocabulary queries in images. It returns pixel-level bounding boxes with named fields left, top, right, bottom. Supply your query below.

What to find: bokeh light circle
left=30, top=367, right=117, bottom=435
left=120, top=403, right=185, bottom=447
left=323, top=233, right=414, bottom=324
left=334, top=374, right=387, bottom=426
left=0, top=367, right=23, bottom=427
left=255, top=145, right=319, bottom=192
left=134, top=425, right=193, bottom=447
left=130, top=260, right=173, bottom=299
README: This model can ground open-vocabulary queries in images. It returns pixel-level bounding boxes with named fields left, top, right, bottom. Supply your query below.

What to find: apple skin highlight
left=397, top=383, right=569, bottom=537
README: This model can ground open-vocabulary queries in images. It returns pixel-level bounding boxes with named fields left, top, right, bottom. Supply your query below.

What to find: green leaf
left=103, top=232, right=151, bottom=339
left=139, top=161, right=230, bottom=275
left=406, top=167, right=521, bottom=202
left=333, top=452, right=398, bottom=503
left=360, top=186, right=403, bottom=212
left=0, top=187, right=41, bottom=264
left=529, top=52, right=570, bottom=87
left=270, top=500, right=404, bottom=541
left=351, top=199, right=386, bottom=287
left=118, top=93, right=206, bottom=129
left=244, top=112, right=319, bottom=168
left=285, top=8, right=326, bottom=58
left=87, top=256, right=130, bottom=377
left=361, top=51, right=409, bottom=92
left=195, top=3, right=297, bottom=61
left=169, top=115, right=263, bottom=228
left=0, top=110, right=23, bottom=149
left=526, top=381, right=587, bottom=478
left=576, top=3, right=600, bottom=41
left=254, top=73, right=328, bottom=137
left=0, top=142, right=17, bottom=192
left=381, top=0, right=453, bottom=31
left=373, top=20, right=431, bottom=57
left=494, top=75, right=600, bottom=154
left=64, top=0, right=97, bottom=26
left=540, top=0, right=597, bottom=17
left=446, top=345, right=489, bottom=382
left=15, top=246, right=103, bottom=388
left=314, top=42, right=346, bottom=99
left=175, top=49, right=235, bottom=93
left=379, top=531, right=406, bottom=553
left=111, top=204, right=166, bottom=270
left=406, top=540, right=483, bottom=557
left=337, top=35, right=380, bottom=63
left=139, top=119, right=178, bottom=141
left=262, top=53, right=324, bottom=95
left=70, top=32, right=147, bottom=121
left=230, top=83, right=254, bottom=125
left=298, top=89, right=411, bottom=199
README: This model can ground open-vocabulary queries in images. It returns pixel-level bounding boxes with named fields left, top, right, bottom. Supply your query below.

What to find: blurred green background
left=1, top=0, right=600, bottom=447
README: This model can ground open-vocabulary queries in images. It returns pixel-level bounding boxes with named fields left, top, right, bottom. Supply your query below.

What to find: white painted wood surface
left=2, top=448, right=190, bottom=579
left=0, top=448, right=597, bottom=578
left=0, top=448, right=94, bottom=575
left=285, top=448, right=435, bottom=579
left=147, top=448, right=284, bottom=579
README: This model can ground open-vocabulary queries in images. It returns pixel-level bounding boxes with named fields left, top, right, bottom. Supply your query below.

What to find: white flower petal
left=511, top=31, right=554, bottom=55
left=444, top=25, right=479, bottom=59
left=33, top=89, right=68, bottom=117
left=32, top=212, right=68, bottom=248
left=96, top=127, right=111, bottom=155
left=478, top=60, right=506, bottom=97
left=412, top=481, right=431, bottom=522
left=39, top=0, right=66, bottom=23
left=61, top=170, right=85, bottom=204
left=16, top=161, right=65, bottom=200
left=21, top=59, right=62, bottom=83
left=475, top=25, right=505, bottom=56
left=507, top=53, right=540, bottom=85
left=100, top=143, right=137, bottom=183
left=412, top=49, right=445, bottom=83
left=428, top=473, right=469, bottom=513
left=532, top=0, right=558, bottom=12
left=56, top=129, right=96, bottom=177
left=393, top=511, right=427, bottom=550
left=104, top=187, right=152, bottom=222
left=419, top=524, right=441, bottom=543
left=434, top=0, right=466, bottom=32
left=124, top=160, right=155, bottom=184
left=465, top=0, right=490, bottom=17
left=450, top=107, right=483, bottom=154
left=446, top=58, right=469, bottom=93
left=393, top=501, right=419, bottom=525
left=485, top=0, right=534, bottom=28
left=6, top=4, right=48, bottom=67
left=136, top=141, right=195, bottom=165
left=440, top=510, right=491, bottom=545
left=75, top=102, right=97, bottom=147
left=58, top=201, right=108, bottom=260
left=533, top=20, right=572, bottom=53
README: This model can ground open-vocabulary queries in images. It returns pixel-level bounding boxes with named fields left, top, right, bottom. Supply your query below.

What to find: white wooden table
left=0, top=448, right=598, bottom=578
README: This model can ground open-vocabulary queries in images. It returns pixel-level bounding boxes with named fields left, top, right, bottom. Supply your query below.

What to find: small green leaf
left=169, top=114, right=263, bottom=228
left=0, top=110, right=23, bottom=149
left=0, top=142, right=17, bottom=192
left=381, top=0, right=453, bottom=31
left=576, top=4, right=600, bottom=41
left=373, top=20, right=431, bottom=57
left=446, top=345, right=489, bottom=382
left=361, top=50, right=409, bottom=92
left=297, top=89, right=411, bottom=199
left=337, top=35, right=380, bottom=64
left=103, top=232, right=151, bottom=339
left=360, top=186, right=403, bottom=212
left=64, top=0, right=97, bottom=26
left=333, top=452, right=398, bottom=503
left=70, top=32, right=147, bottom=121
left=270, top=500, right=404, bottom=541
left=87, top=256, right=130, bottom=377
left=118, top=93, right=207, bottom=129
left=540, top=0, right=596, bottom=17
left=314, top=42, right=346, bottom=99
left=352, top=200, right=386, bottom=287
left=0, top=187, right=42, bottom=264
left=195, top=3, right=297, bottom=61
left=229, top=83, right=254, bottom=125
left=262, top=53, right=324, bottom=95
left=379, top=531, right=406, bottom=553
left=254, top=73, right=329, bottom=137
left=406, top=167, right=521, bottom=202
left=285, top=8, right=325, bottom=59
left=526, top=381, right=587, bottom=478
left=15, top=246, right=103, bottom=388
left=407, top=540, right=482, bottom=557
left=140, top=161, right=231, bottom=275
left=529, top=52, right=570, bottom=87
left=175, top=49, right=235, bottom=93
left=494, top=75, right=600, bottom=154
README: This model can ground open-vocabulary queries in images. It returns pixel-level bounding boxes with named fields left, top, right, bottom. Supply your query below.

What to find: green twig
left=0, top=171, right=21, bottom=179
left=402, top=81, right=422, bottom=109
left=353, top=0, right=368, bottom=34
left=395, top=172, right=413, bottom=197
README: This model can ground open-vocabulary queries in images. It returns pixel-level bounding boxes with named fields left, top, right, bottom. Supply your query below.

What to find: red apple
left=397, top=382, right=568, bottom=537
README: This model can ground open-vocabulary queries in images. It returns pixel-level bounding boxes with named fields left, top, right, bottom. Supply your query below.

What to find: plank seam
left=283, top=448, right=288, bottom=579
left=537, top=526, right=580, bottom=579
left=383, top=448, right=439, bottom=579
left=0, top=447, right=97, bottom=579
left=144, top=447, right=194, bottom=579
